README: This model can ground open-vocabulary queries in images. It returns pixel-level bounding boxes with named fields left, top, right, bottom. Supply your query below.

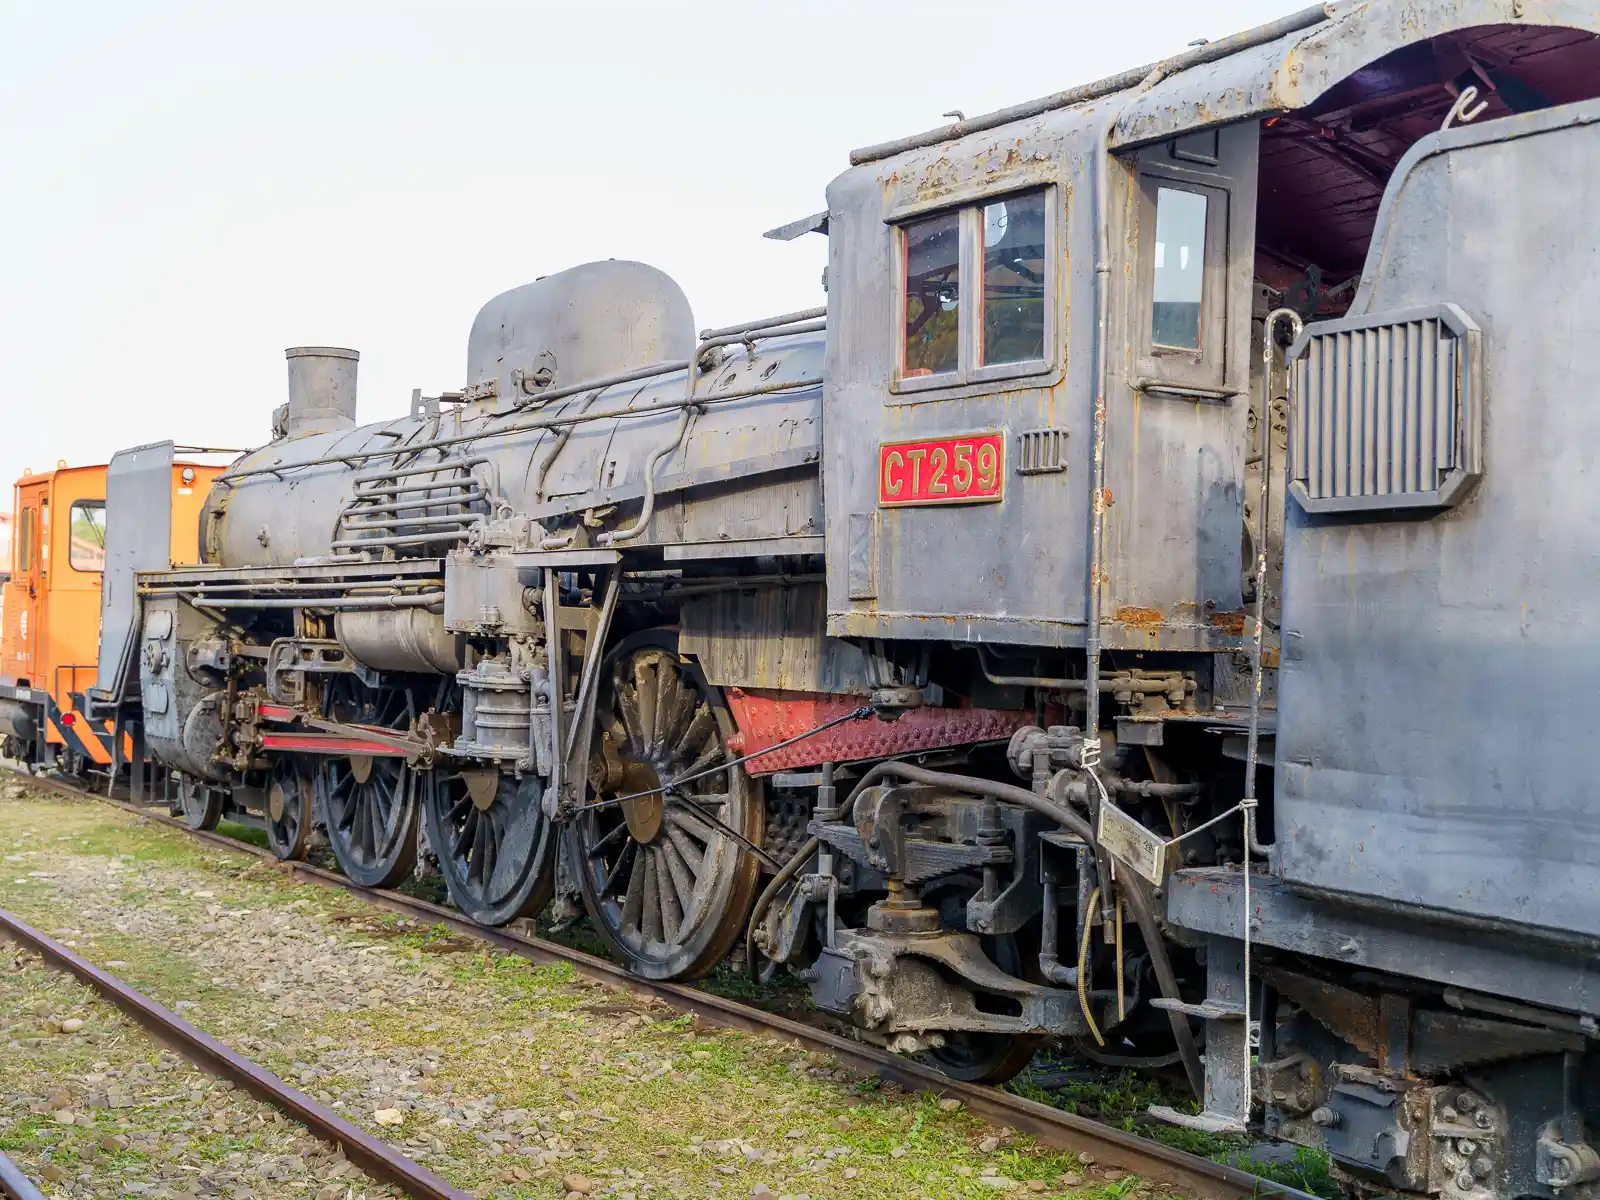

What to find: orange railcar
left=0, top=458, right=222, bottom=771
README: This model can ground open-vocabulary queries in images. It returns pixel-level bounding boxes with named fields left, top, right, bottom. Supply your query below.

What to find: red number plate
left=878, top=432, right=1006, bottom=507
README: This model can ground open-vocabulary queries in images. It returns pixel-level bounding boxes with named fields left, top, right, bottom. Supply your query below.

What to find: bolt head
left=1471, top=1158, right=1492, bottom=1180
left=1473, top=1111, right=1492, bottom=1129
left=1457, top=1139, right=1477, bottom=1156
left=1456, top=1171, right=1476, bottom=1190
left=1310, top=1106, right=1339, bottom=1127
left=1456, top=1092, right=1478, bottom=1112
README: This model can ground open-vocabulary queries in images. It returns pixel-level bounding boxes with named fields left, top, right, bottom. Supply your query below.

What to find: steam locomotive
left=48, top=3, right=1600, bottom=1197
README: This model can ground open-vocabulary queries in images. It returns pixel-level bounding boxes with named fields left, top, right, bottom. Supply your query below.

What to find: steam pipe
left=699, top=306, right=827, bottom=341
left=218, top=376, right=823, bottom=485
left=511, top=358, right=691, bottom=408
left=1037, top=878, right=1079, bottom=986
left=596, top=406, right=694, bottom=546
left=177, top=592, right=444, bottom=610
left=695, top=318, right=827, bottom=354
left=339, top=490, right=487, bottom=518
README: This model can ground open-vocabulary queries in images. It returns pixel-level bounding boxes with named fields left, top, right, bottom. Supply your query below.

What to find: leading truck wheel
left=918, top=883, right=1043, bottom=1084
left=176, top=773, right=223, bottom=832
left=314, top=681, right=419, bottom=889
left=422, top=769, right=556, bottom=926
left=569, top=631, right=763, bottom=981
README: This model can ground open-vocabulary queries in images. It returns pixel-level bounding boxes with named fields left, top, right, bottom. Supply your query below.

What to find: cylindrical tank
left=285, top=346, right=359, bottom=437
left=465, top=260, right=696, bottom=403
left=335, top=610, right=463, bottom=674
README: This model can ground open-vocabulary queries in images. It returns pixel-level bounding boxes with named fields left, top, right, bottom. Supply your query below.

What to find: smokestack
left=283, top=346, right=359, bottom=438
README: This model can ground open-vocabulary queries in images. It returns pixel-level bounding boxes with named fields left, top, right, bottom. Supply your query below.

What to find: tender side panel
left=1275, top=101, right=1600, bottom=938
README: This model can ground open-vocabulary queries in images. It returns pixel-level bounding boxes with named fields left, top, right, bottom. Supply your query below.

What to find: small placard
left=1097, top=801, right=1169, bottom=885
left=878, top=432, right=1005, bottom=507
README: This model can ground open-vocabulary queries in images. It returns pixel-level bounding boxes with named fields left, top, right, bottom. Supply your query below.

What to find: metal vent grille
left=1288, top=303, right=1481, bottom=514
left=333, top=454, right=491, bottom=560
left=1017, top=428, right=1067, bottom=475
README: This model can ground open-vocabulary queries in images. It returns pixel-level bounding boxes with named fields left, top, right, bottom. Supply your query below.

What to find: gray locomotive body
left=87, top=4, right=1600, bottom=1198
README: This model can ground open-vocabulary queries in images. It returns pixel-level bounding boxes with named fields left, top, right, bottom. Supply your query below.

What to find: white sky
left=0, top=0, right=1290, bottom=486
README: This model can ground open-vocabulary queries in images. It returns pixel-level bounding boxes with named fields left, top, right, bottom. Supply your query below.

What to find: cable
left=1115, top=892, right=1126, bottom=1024
left=579, top=706, right=873, bottom=815
left=1078, top=886, right=1105, bottom=1046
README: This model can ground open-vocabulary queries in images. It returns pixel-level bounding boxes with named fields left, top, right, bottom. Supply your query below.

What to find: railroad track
left=0, top=1148, right=47, bottom=1200
left=5, top=767, right=1316, bottom=1200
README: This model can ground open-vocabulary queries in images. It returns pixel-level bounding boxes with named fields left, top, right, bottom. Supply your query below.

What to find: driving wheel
left=569, top=630, right=763, bottom=981
left=423, top=768, right=556, bottom=926
left=314, top=680, right=419, bottom=888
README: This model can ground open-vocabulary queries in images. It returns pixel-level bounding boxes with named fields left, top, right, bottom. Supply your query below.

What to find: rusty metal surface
left=679, top=583, right=880, bottom=694
left=0, top=1151, right=46, bottom=1200
left=1112, top=1, right=1600, bottom=149
left=723, top=688, right=1033, bottom=774
left=0, top=902, right=471, bottom=1200
left=13, top=768, right=1314, bottom=1200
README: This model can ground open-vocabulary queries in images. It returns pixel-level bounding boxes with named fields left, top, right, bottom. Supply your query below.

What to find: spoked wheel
left=422, top=767, right=556, bottom=926
left=314, top=680, right=419, bottom=889
left=919, top=882, right=1042, bottom=1084
left=265, top=756, right=313, bottom=861
left=570, top=631, right=763, bottom=981
left=175, top=773, right=223, bottom=831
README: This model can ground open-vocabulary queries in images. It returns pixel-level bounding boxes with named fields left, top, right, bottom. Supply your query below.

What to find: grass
left=1007, top=1067, right=1338, bottom=1198
left=1, top=784, right=1341, bottom=1199
left=0, top=789, right=1146, bottom=1199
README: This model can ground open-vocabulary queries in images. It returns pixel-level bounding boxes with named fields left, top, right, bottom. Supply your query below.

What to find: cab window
left=1135, top=172, right=1228, bottom=392
left=69, top=501, right=107, bottom=572
left=981, top=191, right=1047, bottom=365
left=18, top=506, right=32, bottom=571
left=903, top=211, right=961, bottom=376
left=895, top=186, right=1057, bottom=393
left=1151, top=187, right=1207, bottom=350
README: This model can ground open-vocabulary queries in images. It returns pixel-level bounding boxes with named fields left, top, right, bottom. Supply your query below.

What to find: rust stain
left=1209, top=609, right=1248, bottom=635
left=1116, top=606, right=1164, bottom=628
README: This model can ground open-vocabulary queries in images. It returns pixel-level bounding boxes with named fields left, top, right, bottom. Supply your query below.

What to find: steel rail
left=0, top=903, right=472, bottom=1200
left=8, top=768, right=1318, bottom=1200
left=0, top=1151, right=46, bottom=1200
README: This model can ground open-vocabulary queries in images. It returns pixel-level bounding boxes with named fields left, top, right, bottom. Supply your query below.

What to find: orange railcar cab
left=0, top=459, right=221, bottom=771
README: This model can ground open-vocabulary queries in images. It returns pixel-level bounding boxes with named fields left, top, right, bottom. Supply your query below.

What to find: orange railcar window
left=69, top=501, right=106, bottom=572
left=18, top=506, right=32, bottom=571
